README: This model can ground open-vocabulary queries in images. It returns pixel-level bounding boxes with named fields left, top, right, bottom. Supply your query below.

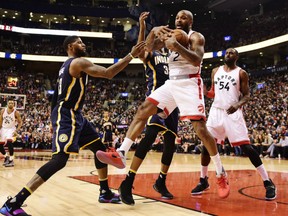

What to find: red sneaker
left=216, top=173, right=230, bottom=199
left=96, top=150, right=126, bottom=169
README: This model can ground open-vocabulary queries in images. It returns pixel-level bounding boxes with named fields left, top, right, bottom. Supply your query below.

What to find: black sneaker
left=118, top=179, right=135, bottom=206
left=153, top=179, right=173, bottom=199
left=0, top=196, right=30, bottom=216
left=3, top=156, right=9, bottom=166
left=98, top=189, right=121, bottom=203
left=191, top=176, right=210, bottom=195
left=5, top=160, right=14, bottom=167
left=264, top=179, right=277, bottom=200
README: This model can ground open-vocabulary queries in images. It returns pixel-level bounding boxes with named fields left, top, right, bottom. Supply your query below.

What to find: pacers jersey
left=144, top=50, right=169, bottom=97
left=56, top=58, right=88, bottom=111
left=212, top=66, right=241, bottom=110
left=169, top=30, right=201, bottom=77
left=101, top=118, right=113, bottom=132
left=2, top=108, right=16, bottom=129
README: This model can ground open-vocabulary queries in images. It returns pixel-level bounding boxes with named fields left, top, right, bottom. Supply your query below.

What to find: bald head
left=175, top=10, right=193, bottom=31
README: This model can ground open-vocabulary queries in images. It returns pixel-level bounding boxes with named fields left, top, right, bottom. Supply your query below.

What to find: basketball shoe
left=191, top=176, right=210, bottom=195
left=3, top=156, right=9, bottom=166
left=216, top=173, right=230, bottom=199
left=118, top=179, right=135, bottom=205
left=264, top=179, right=277, bottom=200
left=96, top=150, right=126, bottom=169
left=153, top=179, right=173, bottom=199
left=5, top=160, right=14, bottom=167
left=0, top=196, right=30, bottom=216
left=98, top=189, right=121, bottom=203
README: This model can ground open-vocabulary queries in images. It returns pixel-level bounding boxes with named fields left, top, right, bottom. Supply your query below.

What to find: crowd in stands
left=0, top=2, right=287, bottom=56
left=0, top=63, right=287, bottom=159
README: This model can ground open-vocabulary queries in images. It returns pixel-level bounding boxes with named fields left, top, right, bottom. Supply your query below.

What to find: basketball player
left=100, top=110, right=115, bottom=149
left=191, top=48, right=277, bottom=200
left=117, top=12, right=178, bottom=205
left=97, top=10, right=230, bottom=199
left=0, top=36, right=145, bottom=216
left=0, top=100, right=22, bottom=167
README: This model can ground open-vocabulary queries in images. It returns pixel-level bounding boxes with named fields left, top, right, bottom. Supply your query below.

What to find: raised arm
left=145, top=26, right=168, bottom=52
left=137, top=11, right=150, bottom=60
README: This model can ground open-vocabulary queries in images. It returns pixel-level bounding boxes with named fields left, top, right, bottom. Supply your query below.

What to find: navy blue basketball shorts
left=51, top=106, right=100, bottom=154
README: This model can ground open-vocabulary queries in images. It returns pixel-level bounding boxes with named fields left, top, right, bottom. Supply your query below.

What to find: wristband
left=128, top=53, right=135, bottom=59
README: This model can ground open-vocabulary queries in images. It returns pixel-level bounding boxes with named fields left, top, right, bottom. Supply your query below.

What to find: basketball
left=172, top=29, right=189, bottom=47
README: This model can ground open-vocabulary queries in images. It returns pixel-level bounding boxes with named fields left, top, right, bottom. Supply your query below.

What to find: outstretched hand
left=130, top=41, right=146, bottom=58
left=153, top=26, right=172, bottom=41
left=139, top=11, right=149, bottom=24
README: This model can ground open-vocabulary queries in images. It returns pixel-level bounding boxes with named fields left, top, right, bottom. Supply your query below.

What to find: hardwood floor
left=0, top=150, right=287, bottom=216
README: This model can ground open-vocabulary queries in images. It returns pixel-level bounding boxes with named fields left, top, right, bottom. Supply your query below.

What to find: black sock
left=125, top=170, right=136, bottom=184
left=99, top=179, right=109, bottom=193
left=158, top=171, right=167, bottom=182
left=0, top=145, right=6, bottom=155
left=13, top=187, right=32, bottom=206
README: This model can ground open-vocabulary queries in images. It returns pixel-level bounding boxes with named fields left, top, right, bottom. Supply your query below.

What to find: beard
left=75, top=48, right=87, bottom=57
left=224, top=58, right=235, bottom=65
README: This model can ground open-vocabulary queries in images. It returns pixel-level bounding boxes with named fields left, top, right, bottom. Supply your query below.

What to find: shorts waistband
left=170, top=74, right=200, bottom=80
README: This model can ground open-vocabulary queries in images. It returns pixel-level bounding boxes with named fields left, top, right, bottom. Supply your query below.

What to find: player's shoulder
left=190, top=31, right=205, bottom=40
left=212, top=66, right=220, bottom=74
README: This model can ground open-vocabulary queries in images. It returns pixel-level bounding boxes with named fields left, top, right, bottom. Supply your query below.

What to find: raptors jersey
left=2, top=108, right=16, bottom=129
left=144, top=50, right=169, bottom=97
left=212, top=66, right=241, bottom=110
left=169, top=30, right=201, bottom=77
left=56, top=58, right=88, bottom=111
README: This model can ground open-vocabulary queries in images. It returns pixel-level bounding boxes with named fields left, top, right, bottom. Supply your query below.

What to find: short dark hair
left=63, top=35, right=79, bottom=51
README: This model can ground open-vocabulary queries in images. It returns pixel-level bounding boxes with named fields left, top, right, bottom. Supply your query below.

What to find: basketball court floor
left=0, top=150, right=287, bottom=216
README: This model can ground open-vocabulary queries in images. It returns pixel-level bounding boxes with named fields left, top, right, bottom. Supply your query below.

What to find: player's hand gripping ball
left=171, top=29, right=189, bottom=47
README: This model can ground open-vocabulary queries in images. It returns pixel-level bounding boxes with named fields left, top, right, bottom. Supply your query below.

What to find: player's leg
left=5, top=140, right=14, bottom=167
left=191, top=145, right=211, bottom=195
left=153, top=130, right=176, bottom=199
left=226, top=109, right=276, bottom=200
left=119, top=125, right=160, bottom=205
left=0, top=152, right=69, bottom=216
left=0, top=142, right=9, bottom=166
left=79, top=119, right=120, bottom=204
left=240, top=144, right=277, bottom=200
left=96, top=84, right=176, bottom=168
left=1, top=106, right=78, bottom=215
left=96, top=100, right=158, bottom=168
left=191, top=120, right=229, bottom=198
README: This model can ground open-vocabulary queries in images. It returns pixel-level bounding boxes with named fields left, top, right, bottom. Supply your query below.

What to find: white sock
left=256, top=164, right=269, bottom=181
left=200, top=165, right=209, bottom=178
left=9, top=155, right=14, bottom=161
left=117, top=138, right=134, bottom=156
left=210, top=153, right=224, bottom=175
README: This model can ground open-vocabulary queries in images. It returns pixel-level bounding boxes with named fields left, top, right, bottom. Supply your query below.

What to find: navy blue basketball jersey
left=56, top=58, right=88, bottom=111
left=144, top=50, right=169, bottom=97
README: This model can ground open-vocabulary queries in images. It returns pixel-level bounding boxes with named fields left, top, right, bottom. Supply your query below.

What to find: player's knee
left=136, top=101, right=157, bottom=120
left=37, top=153, right=69, bottom=181
left=87, top=139, right=106, bottom=153
left=202, top=145, right=210, bottom=156
left=240, top=144, right=252, bottom=154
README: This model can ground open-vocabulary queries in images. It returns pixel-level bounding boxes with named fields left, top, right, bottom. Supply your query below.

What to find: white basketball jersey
left=212, top=66, right=241, bottom=110
left=169, top=30, right=201, bottom=77
left=2, top=108, right=16, bottom=129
